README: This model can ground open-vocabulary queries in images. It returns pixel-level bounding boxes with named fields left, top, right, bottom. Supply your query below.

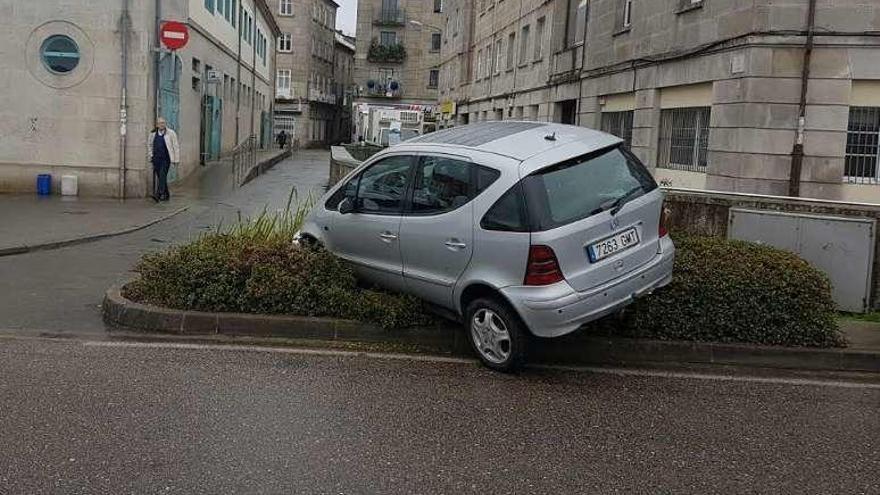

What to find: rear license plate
left=587, top=228, right=640, bottom=262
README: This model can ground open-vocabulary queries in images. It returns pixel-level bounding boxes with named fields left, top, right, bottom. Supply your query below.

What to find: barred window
left=600, top=111, right=633, bottom=149
left=845, top=107, right=880, bottom=184
left=657, top=107, right=710, bottom=171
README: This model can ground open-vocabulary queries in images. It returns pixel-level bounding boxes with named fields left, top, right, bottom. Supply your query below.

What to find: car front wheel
left=465, top=297, right=528, bottom=372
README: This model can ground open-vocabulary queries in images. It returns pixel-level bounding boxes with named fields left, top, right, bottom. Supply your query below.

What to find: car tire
left=465, top=297, right=528, bottom=372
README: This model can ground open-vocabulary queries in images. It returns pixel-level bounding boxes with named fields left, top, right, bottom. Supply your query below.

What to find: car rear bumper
left=500, top=236, right=675, bottom=338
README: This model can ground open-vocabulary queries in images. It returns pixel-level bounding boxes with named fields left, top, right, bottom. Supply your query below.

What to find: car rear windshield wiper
left=607, top=186, right=644, bottom=216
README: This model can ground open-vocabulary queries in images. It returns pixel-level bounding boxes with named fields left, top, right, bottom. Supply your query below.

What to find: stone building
left=332, top=31, right=357, bottom=143
left=353, top=0, right=445, bottom=105
left=444, top=0, right=880, bottom=202
left=0, top=0, right=279, bottom=197
left=273, top=0, right=343, bottom=147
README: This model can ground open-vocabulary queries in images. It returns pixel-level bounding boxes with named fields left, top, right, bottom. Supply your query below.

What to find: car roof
left=397, top=121, right=622, bottom=161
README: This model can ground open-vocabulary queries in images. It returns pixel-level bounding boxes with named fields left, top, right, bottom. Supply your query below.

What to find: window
left=380, top=31, right=397, bottom=47
left=217, top=0, right=224, bottom=18
left=356, top=156, right=413, bottom=214
left=567, top=0, right=587, bottom=46
left=409, top=157, right=474, bottom=214
left=507, top=32, right=516, bottom=70
left=278, top=33, right=292, bottom=52
left=476, top=49, right=482, bottom=80
left=534, top=17, right=545, bottom=60
left=279, top=0, right=293, bottom=15
left=277, top=69, right=292, bottom=98
left=434, top=0, right=443, bottom=13
left=600, top=111, right=634, bottom=149
left=232, top=0, right=237, bottom=26
left=620, top=0, right=633, bottom=29
left=431, top=33, right=441, bottom=51
left=657, top=107, right=711, bottom=171
left=518, top=25, right=529, bottom=65
left=494, top=39, right=502, bottom=74
left=205, top=0, right=214, bottom=12
left=40, top=35, right=80, bottom=74
left=845, top=107, right=880, bottom=184
left=481, top=183, right=528, bottom=232
left=428, top=69, right=439, bottom=88
left=523, top=146, right=657, bottom=231
left=455, top=8, right=460, bottom=36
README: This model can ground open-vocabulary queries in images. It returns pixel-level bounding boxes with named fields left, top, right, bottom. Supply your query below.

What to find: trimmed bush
left=593, top=235, right=844, bottom=347
left=125, top=235, right=435, bottom=329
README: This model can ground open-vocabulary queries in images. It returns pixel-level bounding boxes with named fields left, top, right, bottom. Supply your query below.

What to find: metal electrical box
left=728, top=208, right=875, bottom=313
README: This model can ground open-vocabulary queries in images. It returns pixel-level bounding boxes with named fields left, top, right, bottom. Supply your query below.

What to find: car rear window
left=522, top=145, right=657, bottom=231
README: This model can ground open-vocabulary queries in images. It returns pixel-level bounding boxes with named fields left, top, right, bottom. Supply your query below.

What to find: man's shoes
left=150, top=194, right=160, bottom=203
left=160, top=195, right=170, bottom=202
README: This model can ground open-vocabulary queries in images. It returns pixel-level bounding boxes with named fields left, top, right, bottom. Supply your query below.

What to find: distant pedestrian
left=276, top=130, right=288, bottom=150
left=147, top=117, right=179, bottom=202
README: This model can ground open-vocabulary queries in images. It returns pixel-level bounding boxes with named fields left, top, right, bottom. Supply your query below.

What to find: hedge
left=125, top=233, right=435, bottom=329
left=590, top=235, right=845, bottom=348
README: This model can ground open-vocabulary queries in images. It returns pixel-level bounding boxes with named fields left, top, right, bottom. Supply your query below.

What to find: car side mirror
left=338, top=197, right=354, bottom=214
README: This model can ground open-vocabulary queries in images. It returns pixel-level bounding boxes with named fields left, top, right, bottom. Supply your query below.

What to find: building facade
left=445, top=0, right=880, bottom=203
left=353, top=0, right=445, bottom=105
left=333, top=31, right=357, bottom=143
left=0, top=0, right=278, bottom=197
left=273, top=0, right=345, bottom=148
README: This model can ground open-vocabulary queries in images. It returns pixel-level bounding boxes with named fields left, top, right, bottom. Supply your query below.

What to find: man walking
left=276, top=130, right=288, bottom=150
left=147, top=117, right=180, bottom=202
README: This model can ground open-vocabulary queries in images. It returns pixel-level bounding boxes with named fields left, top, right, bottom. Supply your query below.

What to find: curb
left=102, top=285, right=880, bottom=373
left=241, top=149, right=293, bottom=186
left=0, top=206, right=190, bottom=257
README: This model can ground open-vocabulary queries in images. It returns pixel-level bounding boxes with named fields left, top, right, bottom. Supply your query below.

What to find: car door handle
left=379, top=232, right=398, bottom=242
left=444, top=240, right=467, bottom=249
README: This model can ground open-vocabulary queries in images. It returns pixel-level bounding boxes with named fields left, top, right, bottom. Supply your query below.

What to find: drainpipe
left=575, top=0, right=590, bottom=126
left=118, top=0, right=131, bottom=199
left=787, top=0, right=817, bottom=197
left=235, top=4, right=243, bottom=145
left=250, top=26, right=257, bottom=140
left=154, top=0, right=161, bottom=121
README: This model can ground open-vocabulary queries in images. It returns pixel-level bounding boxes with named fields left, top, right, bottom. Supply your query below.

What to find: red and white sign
left=160, top=21, right=189, bottom=51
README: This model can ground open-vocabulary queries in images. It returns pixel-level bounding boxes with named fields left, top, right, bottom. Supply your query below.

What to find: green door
left=202, top=95, right=223, bottom=161
left=159, top=53, right=181, bottom=180
left=210, top=97, right=223, bottom=160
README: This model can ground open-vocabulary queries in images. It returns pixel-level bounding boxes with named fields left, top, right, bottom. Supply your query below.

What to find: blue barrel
left=37, top=174, right=52, bottom=196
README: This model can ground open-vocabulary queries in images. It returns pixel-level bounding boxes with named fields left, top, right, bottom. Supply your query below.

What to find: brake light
left=524, top=245, right=564, bottom=286
left=659, top=202, right=670, bottom=238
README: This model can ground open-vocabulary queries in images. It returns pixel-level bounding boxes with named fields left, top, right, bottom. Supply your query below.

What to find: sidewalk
left=0, top=148, right=289, bottom=256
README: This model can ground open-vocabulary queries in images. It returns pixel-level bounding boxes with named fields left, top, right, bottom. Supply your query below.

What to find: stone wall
left=664, top=188, right=880, bottom=310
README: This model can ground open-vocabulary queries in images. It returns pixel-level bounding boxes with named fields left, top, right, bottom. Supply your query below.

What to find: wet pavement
left=0, top=149, right=331, bottom=334
left=0, top=337, right=877, bottom=494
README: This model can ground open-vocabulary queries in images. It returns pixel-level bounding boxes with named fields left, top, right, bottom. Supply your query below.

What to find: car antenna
left=544, top=132, right=556, bottom=141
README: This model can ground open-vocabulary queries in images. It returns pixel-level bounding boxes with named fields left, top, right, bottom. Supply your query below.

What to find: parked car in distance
left=297, top=122, right=674, bottom=371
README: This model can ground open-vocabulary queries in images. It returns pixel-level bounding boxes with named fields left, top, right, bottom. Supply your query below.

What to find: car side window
left=480, top=183, right=529, bottom=232
left=408, top=156, right=473, bottom=215
left=355, top=155, right=413, bottom=214
left=325, top=176, right=358, bottom=210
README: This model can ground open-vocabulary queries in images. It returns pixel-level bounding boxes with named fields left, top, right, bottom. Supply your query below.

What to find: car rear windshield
left=522, top=145, right=657, bottom=231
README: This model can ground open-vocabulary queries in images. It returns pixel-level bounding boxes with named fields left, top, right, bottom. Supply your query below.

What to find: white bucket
left=61, top=175, right=78, bottom=196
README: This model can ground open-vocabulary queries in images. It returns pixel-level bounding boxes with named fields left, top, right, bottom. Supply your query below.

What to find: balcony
left=362, top=79, right=402, bottom=99
left=367, top=40, right=406, bottom=63
left=373, top=7, right=405, bottom=26
left=308, top=89, right=338, bottom=104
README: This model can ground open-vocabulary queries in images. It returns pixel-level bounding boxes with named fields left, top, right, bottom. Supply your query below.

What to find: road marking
left=83, top=340, right=880, bottom=390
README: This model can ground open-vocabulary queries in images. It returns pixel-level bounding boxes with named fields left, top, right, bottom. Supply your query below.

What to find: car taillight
left=524, top=245, right=564, bottom=286
left=659, top=203, right=670, bottom=238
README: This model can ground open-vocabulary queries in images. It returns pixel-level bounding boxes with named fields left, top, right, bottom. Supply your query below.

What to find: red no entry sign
left=160, top=21, right=189, bottom=51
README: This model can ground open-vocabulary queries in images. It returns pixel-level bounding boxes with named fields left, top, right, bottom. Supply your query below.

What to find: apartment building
left=332, top=32, right=357, bottom=143
left=353, top=0, right=445, bottom=105
left=274, top=0, right=343, bottom=147
left=448, top=0, right=880, bottom=202
left=0, top=0, right=278, bottom=197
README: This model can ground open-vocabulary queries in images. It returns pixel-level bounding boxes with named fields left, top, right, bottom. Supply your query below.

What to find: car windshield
left=523, top=145, right=657, bottom=231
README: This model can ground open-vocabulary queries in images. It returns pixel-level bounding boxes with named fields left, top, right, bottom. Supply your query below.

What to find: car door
left=327, top=154, right=414, bottom=292
left=398, top=154, right=499, bottom=308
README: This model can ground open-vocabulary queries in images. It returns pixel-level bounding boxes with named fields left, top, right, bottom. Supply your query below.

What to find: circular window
left=40, top=35, right=80, bottom=74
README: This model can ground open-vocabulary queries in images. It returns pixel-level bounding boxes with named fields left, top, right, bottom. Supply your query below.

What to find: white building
left=0, top=0, right=279, bottom=197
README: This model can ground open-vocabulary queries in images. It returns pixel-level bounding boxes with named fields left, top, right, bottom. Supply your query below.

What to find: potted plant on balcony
left=368, top=39, right=406, bottom=63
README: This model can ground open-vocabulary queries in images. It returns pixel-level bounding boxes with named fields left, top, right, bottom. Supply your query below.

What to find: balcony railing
left=367, top=41, right=406, bottom=63
left=362, top=81, right=402, bottom=98
left=373, top=7, right=405, bottom=25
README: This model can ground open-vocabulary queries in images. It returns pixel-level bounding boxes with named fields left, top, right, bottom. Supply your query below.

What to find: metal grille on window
left=657, top=107, right=710, bottom=172
left=845, top=107, right=880, bottom=184
left=600, top=111, right=633, bottom=149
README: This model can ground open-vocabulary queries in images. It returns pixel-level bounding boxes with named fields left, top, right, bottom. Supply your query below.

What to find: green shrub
left=125, top=199, right=435, bottom=329
left=594, top=235, right=844, bottom=347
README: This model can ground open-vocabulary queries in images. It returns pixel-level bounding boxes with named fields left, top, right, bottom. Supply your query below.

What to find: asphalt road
left=1, top=336, right=877, bottom=494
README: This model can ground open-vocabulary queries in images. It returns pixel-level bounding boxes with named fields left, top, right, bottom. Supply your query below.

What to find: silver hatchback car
left=298, top=122, right=674, bottom=371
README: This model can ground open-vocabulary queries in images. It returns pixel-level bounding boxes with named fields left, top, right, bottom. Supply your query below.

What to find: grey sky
left=336, top=0, right=357, bottom=36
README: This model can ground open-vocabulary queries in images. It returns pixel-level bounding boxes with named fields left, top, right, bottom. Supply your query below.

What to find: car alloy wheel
left=470, top=308, right=511, bottom=365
